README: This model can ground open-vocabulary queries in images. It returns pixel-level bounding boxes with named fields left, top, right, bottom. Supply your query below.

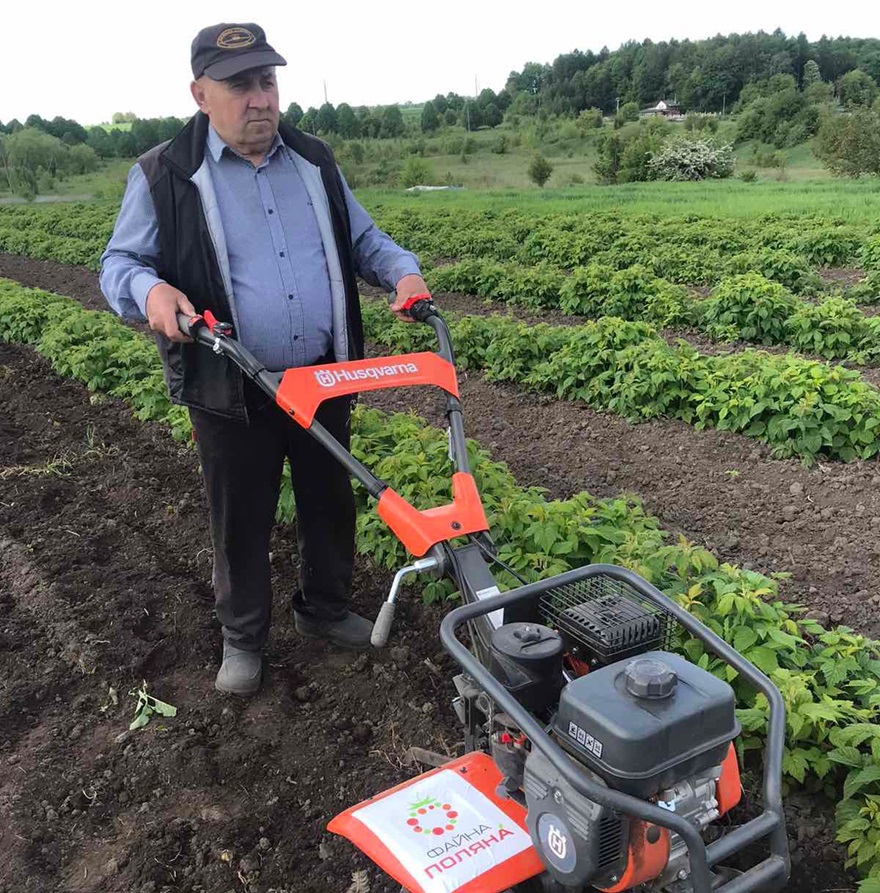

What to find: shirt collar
left=207, top=124, right=284, bottom=164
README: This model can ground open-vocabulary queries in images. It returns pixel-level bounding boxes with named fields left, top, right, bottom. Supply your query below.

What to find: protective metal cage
left=538, top=574, right=676, bottom=667
left=441, top=564, right=791, bottom=893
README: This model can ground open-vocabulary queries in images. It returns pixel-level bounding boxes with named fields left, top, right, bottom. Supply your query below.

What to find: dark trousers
left=189, top=385, right=355, bottom=651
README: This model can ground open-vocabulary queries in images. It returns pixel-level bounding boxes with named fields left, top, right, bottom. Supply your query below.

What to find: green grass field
left=0, top=158, right=132, bottom=203
left=339, top=120, right=833, bottom=192
left=359, top=177, right=880, bottom=220
left=1, top=118, right=872, bottom=220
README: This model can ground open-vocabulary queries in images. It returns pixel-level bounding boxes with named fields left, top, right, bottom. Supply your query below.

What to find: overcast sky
left=3, top=1, right=878, bottom=126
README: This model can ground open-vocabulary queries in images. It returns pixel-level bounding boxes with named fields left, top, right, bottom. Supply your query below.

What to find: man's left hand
left=389, top=274, right=432, bottom=323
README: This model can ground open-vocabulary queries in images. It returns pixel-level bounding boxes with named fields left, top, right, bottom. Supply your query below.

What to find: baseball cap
left=191, top=23, right=287, bottom=80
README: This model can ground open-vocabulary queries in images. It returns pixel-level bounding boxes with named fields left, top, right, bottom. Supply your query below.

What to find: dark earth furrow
left=0, top=340, right=459, bottom=893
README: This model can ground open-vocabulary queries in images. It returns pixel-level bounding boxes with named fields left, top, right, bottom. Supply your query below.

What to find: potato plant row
left=427, top=261, right=880, bottom=362
left=0, top=203, right=116, bottom=270
left=3, top=203, right=880, bottom=297
left=373, top=205, right=880, bottom=294
left=5, top=199, right=877, bottom=366
left=361, top=299, right=880, bottom=462
left=1, top=278, right=879, bottom=890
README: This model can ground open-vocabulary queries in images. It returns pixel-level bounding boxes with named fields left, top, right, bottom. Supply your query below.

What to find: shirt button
left=279, top=251, right=285, bottom=257
left=268, top=208, right=274, bottom=214
left=293, top=335, right=299, bottom=341
left=288, top=294, right=294, bottom=300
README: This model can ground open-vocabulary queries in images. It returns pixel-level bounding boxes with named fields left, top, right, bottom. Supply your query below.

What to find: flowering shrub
left=648, top=139, right=735, bottom=181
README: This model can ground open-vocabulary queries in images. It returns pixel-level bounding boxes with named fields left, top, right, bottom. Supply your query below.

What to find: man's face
left=191, top=66, right=280, bottom=154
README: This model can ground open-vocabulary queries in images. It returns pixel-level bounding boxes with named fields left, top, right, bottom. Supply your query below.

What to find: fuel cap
left=624, top=657, right=678, bottom=699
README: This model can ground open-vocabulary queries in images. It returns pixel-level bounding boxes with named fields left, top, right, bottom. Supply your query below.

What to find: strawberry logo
left=405, top=795, right=459, bottom=836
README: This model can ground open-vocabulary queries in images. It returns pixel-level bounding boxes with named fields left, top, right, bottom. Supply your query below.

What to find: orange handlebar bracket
left=378, top=472, right=489, bottom=557
left=276, top=352, right=459, bottom=427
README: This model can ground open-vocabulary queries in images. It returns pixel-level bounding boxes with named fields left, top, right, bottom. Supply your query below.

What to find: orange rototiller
left=179, top=299, right=790, bottom=893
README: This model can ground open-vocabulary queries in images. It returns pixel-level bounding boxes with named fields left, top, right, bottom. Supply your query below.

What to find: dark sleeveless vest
left=138, top=111, right=364, bottom=421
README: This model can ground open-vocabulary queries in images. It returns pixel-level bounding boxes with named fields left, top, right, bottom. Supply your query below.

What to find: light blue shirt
left=100, top=125, right=421, bottom=370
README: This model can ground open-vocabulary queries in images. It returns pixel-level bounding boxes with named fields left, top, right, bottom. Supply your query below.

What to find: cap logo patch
left=217, top=27, right=256, bottom=49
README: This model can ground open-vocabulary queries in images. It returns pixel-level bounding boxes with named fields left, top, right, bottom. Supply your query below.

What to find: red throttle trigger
left=203, top=310, right=234, bottom=337
left=399, top=293, right=432, bottom=312
left=398, top=293, right=436, bottom=321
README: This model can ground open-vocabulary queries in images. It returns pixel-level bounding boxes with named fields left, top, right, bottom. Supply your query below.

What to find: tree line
left=3, top=29, right=877, bottom=153
left=283, top=89, right=511, bottom=138
left=3, top=28, right=880, bottom=197
left=505, top=30, right=880, bottom=116
left=0, top=115, right=189, bottom=161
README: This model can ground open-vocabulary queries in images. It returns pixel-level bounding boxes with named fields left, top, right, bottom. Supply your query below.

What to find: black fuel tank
left=553, top=651, right=740, bottom=798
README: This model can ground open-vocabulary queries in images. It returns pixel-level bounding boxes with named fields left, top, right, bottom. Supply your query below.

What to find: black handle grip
left=408, top=299, right=439, bottom=322
left=176, top=312, right=199, bottom=337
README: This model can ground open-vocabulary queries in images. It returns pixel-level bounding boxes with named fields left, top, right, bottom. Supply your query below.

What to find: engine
left=523, top=652, right=741, bottom=890
left=479, top=576, right=744, bottom=892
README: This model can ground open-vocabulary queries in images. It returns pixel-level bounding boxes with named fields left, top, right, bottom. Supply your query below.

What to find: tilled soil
left=0, top=336, right=855, bottom=893
left=365, top=375, right=880, bottom=635
left=356, top=289, right=880, bottom=636
left=0, top=341, right=460, bottom=893
left=0, top=253, right=864, bottom=892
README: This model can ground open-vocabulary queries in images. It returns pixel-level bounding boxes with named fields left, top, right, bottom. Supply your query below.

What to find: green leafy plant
left=861, top=237, right=880, bottom=272
left=725, top=250, right=818, bottom=293
left=786, top=297, right=880, bottom=360
left=129, top=682, right=178, bottom=730
left=703, top=274, right=800, bottom=343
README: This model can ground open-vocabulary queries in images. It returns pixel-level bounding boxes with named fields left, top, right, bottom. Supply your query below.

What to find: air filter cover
left=539, top=575, right=673, bottom=667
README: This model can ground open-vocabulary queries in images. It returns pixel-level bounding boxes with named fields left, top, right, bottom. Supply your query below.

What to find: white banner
left=352, top=768, right=533, bottom=893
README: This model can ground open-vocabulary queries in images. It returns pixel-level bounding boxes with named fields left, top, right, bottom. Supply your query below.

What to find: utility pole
left=323, top=80, right=328, bottom=104
left=722, top=92, right=727, bottom=118
left=615, top=96, right=620, bottom=116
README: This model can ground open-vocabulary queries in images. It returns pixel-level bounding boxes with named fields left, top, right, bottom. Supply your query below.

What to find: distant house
left=640, top=100, right=684, bottom=119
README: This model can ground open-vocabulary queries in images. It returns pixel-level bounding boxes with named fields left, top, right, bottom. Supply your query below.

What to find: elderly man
left=100, top=22, right=430, bottom=696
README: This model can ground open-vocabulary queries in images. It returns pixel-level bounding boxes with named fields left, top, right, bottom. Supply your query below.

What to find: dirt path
left=3, top=253, right=879, bottom=636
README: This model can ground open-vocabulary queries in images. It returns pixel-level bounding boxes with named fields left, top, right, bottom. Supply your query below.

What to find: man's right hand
left=145, top=283, right=197, bottom=343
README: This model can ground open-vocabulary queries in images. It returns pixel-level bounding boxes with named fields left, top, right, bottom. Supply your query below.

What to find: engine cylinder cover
left=524, top=747, right=626, bottom=888
left=554, top=651, right=740, bottom=798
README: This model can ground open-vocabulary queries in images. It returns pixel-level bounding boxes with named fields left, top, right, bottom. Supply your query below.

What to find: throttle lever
left=391, top=292, right=437, bottom=322
left=176, top=311, right=234, bottom=341
left=202, top=310, right=234, bottom=336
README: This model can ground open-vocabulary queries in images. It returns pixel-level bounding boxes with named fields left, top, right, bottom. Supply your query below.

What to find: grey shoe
left=294, top=610, right=373, bottom=651
left=215, top=641, right=262, bottom=695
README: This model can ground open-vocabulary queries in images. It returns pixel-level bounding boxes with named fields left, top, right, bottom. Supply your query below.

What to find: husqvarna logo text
left=314, top=362, right=418, bottom=388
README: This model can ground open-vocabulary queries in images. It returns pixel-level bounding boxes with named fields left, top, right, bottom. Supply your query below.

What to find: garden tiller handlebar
left=177, top=300, right=490, bottom=558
